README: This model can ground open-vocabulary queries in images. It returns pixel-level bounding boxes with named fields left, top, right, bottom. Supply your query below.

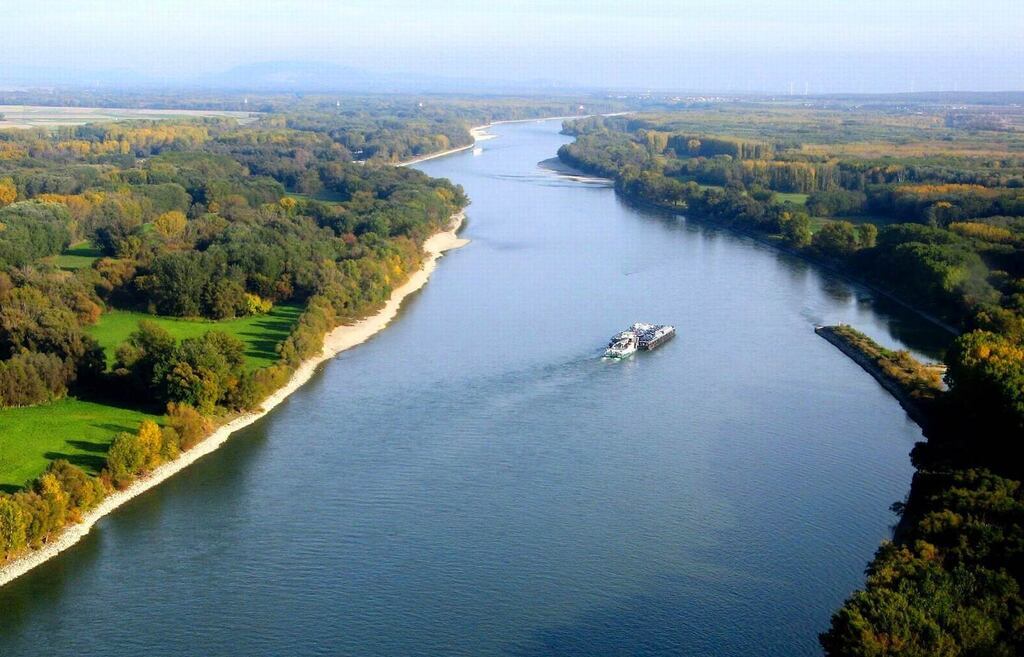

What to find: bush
left=165, top=402, right=211, bottom=450
left=105, top=420, right=163, bottom=487
left=0, top=459, right=108, bottom=553
left=812, top=221, right=861, bottom=257
left=0, top=351, right=73, bottom=408
left=807, top=189, right=867, bottom=217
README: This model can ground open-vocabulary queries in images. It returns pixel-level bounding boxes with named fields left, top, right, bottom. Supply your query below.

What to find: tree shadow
left=42, top=451, right=107, bottom=475
left=92, top=423, right=141, bottom=435
left=66, top=439, right=111, bottom=453
left=237, top=331, right=285, bottom=363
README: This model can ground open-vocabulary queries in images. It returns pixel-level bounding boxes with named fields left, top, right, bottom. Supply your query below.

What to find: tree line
left=559, top=110, right=1024, bottom=656
left=1, top=105, right=469, bottom=558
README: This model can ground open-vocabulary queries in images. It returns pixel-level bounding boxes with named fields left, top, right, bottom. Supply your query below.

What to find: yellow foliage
left=136, top=420, right=164, bottom=471
left=154, top=210, right=188, bottom=239
left=0, top=178, right=16, bottom=206
left=35, top=192, right=97, bottom=221
left=0, top=143, right=27, bottom=160
left=893, top=183, right=1000, bottom=200
left=949, top=221, right=1015, bottom=243
left=53, top=123, right=209, bottom=157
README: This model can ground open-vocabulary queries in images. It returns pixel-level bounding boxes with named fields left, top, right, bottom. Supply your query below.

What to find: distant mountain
left=0, top=65, right=158, bottom=90
left=195, top=61, right=577, bottom=94
left=0, top=61, right=578, bottom=95
left=196, top=61, right=390, bottom=92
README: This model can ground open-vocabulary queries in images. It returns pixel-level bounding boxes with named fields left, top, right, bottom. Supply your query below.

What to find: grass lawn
left=776, top=192, right=808, bottom=207
left=89, top=303, right=304, bottom=371
left=809, top=216, right=832, bottom=234
left=0, top=398, right=160, bottom=490
left=49, top=241, right=103, bottom=270
left=0, top=303, right=303, bottom=491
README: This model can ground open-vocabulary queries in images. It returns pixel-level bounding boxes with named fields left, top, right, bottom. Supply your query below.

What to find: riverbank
left=607, top=186, right=961, bottom=339
left=815, top=325, right=942, bottom=430
left=399, top=127, right=495, bottom=167
left=401, top=114, right=626, bottom=168
left=0, top=213, right=468, bottom=588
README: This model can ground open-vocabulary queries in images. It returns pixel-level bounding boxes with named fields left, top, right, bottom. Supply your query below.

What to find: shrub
left=166, top=402, right=211, bottom=450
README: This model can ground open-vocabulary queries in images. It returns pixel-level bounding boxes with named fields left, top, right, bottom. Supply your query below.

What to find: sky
left=1, top=0, right=1022, bottom=93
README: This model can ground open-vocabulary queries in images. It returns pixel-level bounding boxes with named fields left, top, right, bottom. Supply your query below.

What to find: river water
left=0, top=120, right=949, bottom=656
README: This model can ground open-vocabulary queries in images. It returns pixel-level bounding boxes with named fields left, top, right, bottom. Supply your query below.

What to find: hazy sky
left=3, top=0, right=1022, bottom=92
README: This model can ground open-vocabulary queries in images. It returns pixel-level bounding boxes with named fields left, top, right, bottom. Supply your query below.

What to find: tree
left=105, top=420, right=164, bottom=486
left=114, top=319, right=177, bottom=394
left=153, top=210, right=187, bottom=240
left=782, top=212, right=813, bottom=248
left=0, top=496, right=27, bottom=556
left=166, top=402, right=211, bottom=450
left=157, top=331, right=246, bottom=412
left=0, top=286, right=104, bottom=374
left=856, top=223, right=878, bottom=249
left=812, top=221, right=861, bottom=257
left=202, top=278, right=247, bottom=319
left=45, top=460, right=104, bottom=515
left=0, top=178, right=16, bottom=206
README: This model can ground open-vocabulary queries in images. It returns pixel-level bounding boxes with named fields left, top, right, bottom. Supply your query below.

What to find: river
left=0, top=120, right=948, bottom=656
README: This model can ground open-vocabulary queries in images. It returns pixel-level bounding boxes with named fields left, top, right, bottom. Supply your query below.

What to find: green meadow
left=0, top=398, right=161, bottom=490
left=0, top=303, right=303, bottom=488
left=89, top=303, right=304, bottom=371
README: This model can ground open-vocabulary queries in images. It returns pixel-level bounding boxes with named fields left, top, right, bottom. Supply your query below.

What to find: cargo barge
left=604, top=323, right=675, bottom=358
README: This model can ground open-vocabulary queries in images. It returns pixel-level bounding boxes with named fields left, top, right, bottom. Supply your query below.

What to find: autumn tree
left=154, top=210, right=188, bottom=240
left=0, top=178, right=16, bottom=206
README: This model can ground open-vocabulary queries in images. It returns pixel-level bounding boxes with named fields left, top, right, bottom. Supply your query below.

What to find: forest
left=558, top=103, right=1024, bottom=656
left=0, top=104, right=471, bottom=557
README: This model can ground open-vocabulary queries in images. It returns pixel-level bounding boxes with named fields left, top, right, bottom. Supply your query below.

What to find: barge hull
left=639, top=332, right=674, bottom=351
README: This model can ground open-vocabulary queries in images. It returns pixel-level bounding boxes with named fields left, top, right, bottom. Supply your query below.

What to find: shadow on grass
left=238, top=334, right=284, bottom=363
left=67, top=439, right=111, bottom=453
left=92, top=423, right=142, bottom=435
left=42, top=448, right=107, bottom=472
left=0, top=483, right=21, bottom=494
left=70, top=379, right=166, bottom=416
left=43, top=451, right=107, bottom=475
left=41, top=437, right=116, bottom=477
left=237, top=315, right=299, bottom=364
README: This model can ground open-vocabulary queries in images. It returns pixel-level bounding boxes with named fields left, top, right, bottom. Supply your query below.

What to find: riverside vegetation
left=0, top=103, right=477, bottom=561
left=558, top=98, right=1024, bottom=656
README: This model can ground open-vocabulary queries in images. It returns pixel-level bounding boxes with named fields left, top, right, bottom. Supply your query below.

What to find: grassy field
left=776, top=192, right=808, bottom=207
left=0, top=398, right=160, bottom=490
left=0, top=303, right=302, bottom=488
left=50, top=241, right=103, bottom=270
left=0, top=105, right=256, bottom=130
left=89, top=303, right=304, bottom=371
left=0, top=303, right=303, bottom=489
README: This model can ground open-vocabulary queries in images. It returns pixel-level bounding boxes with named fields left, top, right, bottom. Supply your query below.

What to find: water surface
left=0, top=120, right=945, bottom=656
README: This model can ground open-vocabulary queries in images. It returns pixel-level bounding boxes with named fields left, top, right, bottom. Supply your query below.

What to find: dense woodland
left=0, top=105, right=472, bottom=556
left=559, top=105, right=1024, bottom=656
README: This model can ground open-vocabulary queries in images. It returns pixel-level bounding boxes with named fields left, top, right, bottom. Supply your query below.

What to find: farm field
left=0, top=104, right=255, bottom=129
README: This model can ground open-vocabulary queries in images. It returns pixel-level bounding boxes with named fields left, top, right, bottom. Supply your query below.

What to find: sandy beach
left=399, top=125, right=496, bottom=166
left=400, top=114, right=623, bottom=167
left=0, top=213, right=468, bottom=588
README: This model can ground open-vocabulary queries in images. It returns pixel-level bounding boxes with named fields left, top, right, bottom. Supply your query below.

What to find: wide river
left=0, top=120, right=949, bottom=656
